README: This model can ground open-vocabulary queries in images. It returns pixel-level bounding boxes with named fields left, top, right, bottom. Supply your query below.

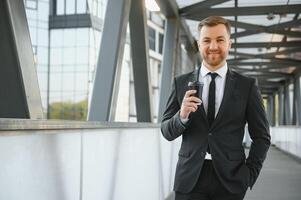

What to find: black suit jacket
left=161, top=67, right=271, bottom=194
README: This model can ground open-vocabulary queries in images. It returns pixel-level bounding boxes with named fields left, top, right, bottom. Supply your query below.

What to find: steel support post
left=292, top=74, right=301, bottom=125
left=0, top=0, right=43, bottom=119
left=88, top=0, right=131, bottom=121
left=158, top=18, right=179, bottom=121
left=278, top=87, right=284, bottom=125
left=129, top=0, right=153, bottom=122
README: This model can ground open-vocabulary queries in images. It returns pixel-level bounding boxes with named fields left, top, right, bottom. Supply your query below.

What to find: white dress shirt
left=201, top=63, right=227, bottom=159
left=200, top=63, right=228, bottom=117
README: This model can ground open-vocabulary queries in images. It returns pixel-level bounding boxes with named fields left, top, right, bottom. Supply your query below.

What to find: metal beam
left=180, top=0, right=231, bottom=15
left=129, top=0, right=153, bottom=122
left=242, top=74, right=290, bottom=79
left=283, top=84, right=292, bottom=125
left=267, top=95, right=275, bottom=126
left=232, top=41, right=301, bottom=48
left=272, top=18, right=301, bottom=29
left=258, top=47, right=301, bottom=57
left=229, top=62, right=301, bottom=69
left=278, top=87, right=284, bottom=125
left=233, top=67, right=287, bottom=73
left=49, top=14, right=103, bottom=31
left=271, top=95, right=276, bottom=126
left=258, top=81, right=283, bottom=87
left=155, top=0, right=178, bottom=18
left=233, top=29, right=301, bottom=39
left=88, top=0, right=131, bottom=121
left=229, top=47, right=301, bottom=59
left=184, top=4, right=301, bottom=19
left=292, top=73, right=301, bottom=125
left=259, top=88, right=278, bottom=93
left=229, top=58, right=301, bottom=66
left=229, top=18, right=301, bottom=31
left=158, top=18, right=179, bottom=122
left=233, top=66, right=298, bottom=72
left=155, top=0, right=200, bottom=59
left=236, top=70, right=292, bottom=78
left=0, top=0, right=43, bottom=119
left=229, top=19, right=301, bottom=38
left=260, top=84, right=279, bottom=89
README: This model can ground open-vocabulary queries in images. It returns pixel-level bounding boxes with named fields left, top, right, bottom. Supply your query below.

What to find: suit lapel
left=210, top=68, right=236, bottom=129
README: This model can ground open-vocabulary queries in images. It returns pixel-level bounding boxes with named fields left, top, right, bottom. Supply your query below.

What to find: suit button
left=208, top=133, right=212, bottom=136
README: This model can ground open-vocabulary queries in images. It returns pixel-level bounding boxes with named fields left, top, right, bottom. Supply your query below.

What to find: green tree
left=48, top=99, right=88, bottom=120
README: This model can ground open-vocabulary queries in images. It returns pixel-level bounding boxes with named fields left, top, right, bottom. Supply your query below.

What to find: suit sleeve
left=246, top=79, right=271, bottom=190
left=160, top=78, right=188, bottom=141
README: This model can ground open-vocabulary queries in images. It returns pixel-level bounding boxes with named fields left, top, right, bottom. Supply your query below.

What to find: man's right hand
left=180, top=90, right=202, bottom=120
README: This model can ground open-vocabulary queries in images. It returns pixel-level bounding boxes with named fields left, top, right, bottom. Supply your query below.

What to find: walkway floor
left=245, top=146, right=301, bottom=200
left=168, top=146, right=301, bottom=200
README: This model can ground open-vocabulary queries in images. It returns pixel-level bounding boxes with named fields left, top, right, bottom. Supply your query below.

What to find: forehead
left=199, top=24, right=229, bottom=39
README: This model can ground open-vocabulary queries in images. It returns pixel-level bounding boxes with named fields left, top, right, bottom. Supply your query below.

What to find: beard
left=202, top=51, right=227, bottom=67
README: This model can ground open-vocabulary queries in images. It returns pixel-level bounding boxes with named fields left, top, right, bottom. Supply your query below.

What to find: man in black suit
left=161, top=16, right=271, bottom=200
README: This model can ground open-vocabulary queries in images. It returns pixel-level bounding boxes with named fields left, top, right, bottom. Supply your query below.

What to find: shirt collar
left=200, top=62, right=228, bottom=78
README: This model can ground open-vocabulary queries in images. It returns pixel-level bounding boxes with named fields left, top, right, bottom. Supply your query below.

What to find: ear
left=197, top=40, right=201, bottom=50
left=228, top=39, right=232, bottom=49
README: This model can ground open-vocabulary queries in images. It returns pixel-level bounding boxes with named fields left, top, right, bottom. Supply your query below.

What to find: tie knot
left=209, top=72, right=218, bottom=80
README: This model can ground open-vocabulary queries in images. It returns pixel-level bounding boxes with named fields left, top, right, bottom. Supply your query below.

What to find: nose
left=209, top=41, right=218, bottom=50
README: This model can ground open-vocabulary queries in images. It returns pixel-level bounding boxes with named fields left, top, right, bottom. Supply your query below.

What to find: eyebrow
left=202, top=36, right=226, bottom=40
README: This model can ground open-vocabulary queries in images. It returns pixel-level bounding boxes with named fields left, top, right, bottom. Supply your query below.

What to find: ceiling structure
left=175, top=0, right=301, bottom=97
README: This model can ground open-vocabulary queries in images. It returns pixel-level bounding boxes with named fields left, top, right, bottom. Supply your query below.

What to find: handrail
left=0, top=118, right=160, bottom=131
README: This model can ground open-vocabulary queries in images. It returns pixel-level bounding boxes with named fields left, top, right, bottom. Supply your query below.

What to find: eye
left=217, top=39, right=225, bottom=42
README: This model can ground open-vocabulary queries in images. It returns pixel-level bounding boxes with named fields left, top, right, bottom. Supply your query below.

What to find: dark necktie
left=207, top=72, right=218, bottom=154
left=207, top=72, right=218, bottom=127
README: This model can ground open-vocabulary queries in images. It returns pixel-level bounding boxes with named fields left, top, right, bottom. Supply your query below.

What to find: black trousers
left=175, top=160, right=247, bottom=200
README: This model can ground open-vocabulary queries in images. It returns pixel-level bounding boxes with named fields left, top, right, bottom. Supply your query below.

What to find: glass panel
left=37, top=1, right=48, bottom=21
left=150, top=12, right=164, bottom=27
left=76, top=29, right=89, bottom=46
left=62, top=73, right=75, bottom=92
left=51, top=30, right=64, bottom=47
left=66, top=0, right=75, bottom=14
left=93, top=0, right=98, bottom=16
left=63, top=48, right=76, bottom=65
left=63, top=29, right=76, bottom=47
left=29, top=28, right=37, bottom=45
left=57, top=0, right=65, bottom=15
left=37, top=47, right=48, bottom=65
left=26, top=0, right=38, bottom=10
left=75, top=73, right=89, bottom=91
left=77, top=0, right=87, bottom=14
left=148, top=26, right=156, bottom=51
left=158, top=33, right=164, bottom=54
left=76, top=47, right=89, bottom=64
left=37, top=28, right=48, bottom=47
left=50, top=48, right=63, bottom=65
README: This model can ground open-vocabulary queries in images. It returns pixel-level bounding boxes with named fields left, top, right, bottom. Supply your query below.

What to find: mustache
left=207, top=51, right=220, bottom=53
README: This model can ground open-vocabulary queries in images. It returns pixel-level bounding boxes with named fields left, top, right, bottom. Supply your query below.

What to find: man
left=161, top=16, right=271, bottom=200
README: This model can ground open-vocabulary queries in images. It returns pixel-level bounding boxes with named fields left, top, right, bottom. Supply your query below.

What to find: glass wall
left=24, top=0, right=166, bottom=121
left=48, top=28, right=101, bottom=120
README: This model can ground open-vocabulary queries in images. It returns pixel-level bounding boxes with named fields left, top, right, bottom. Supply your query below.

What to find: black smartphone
left=188, top=81, right=204, bottom=100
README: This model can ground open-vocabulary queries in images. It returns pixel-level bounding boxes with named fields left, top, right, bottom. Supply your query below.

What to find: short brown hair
left=198, top=16, right=231, bottom=36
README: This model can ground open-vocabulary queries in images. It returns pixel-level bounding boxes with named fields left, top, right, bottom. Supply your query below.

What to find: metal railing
left=271, top=126, right=301, bottom=159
